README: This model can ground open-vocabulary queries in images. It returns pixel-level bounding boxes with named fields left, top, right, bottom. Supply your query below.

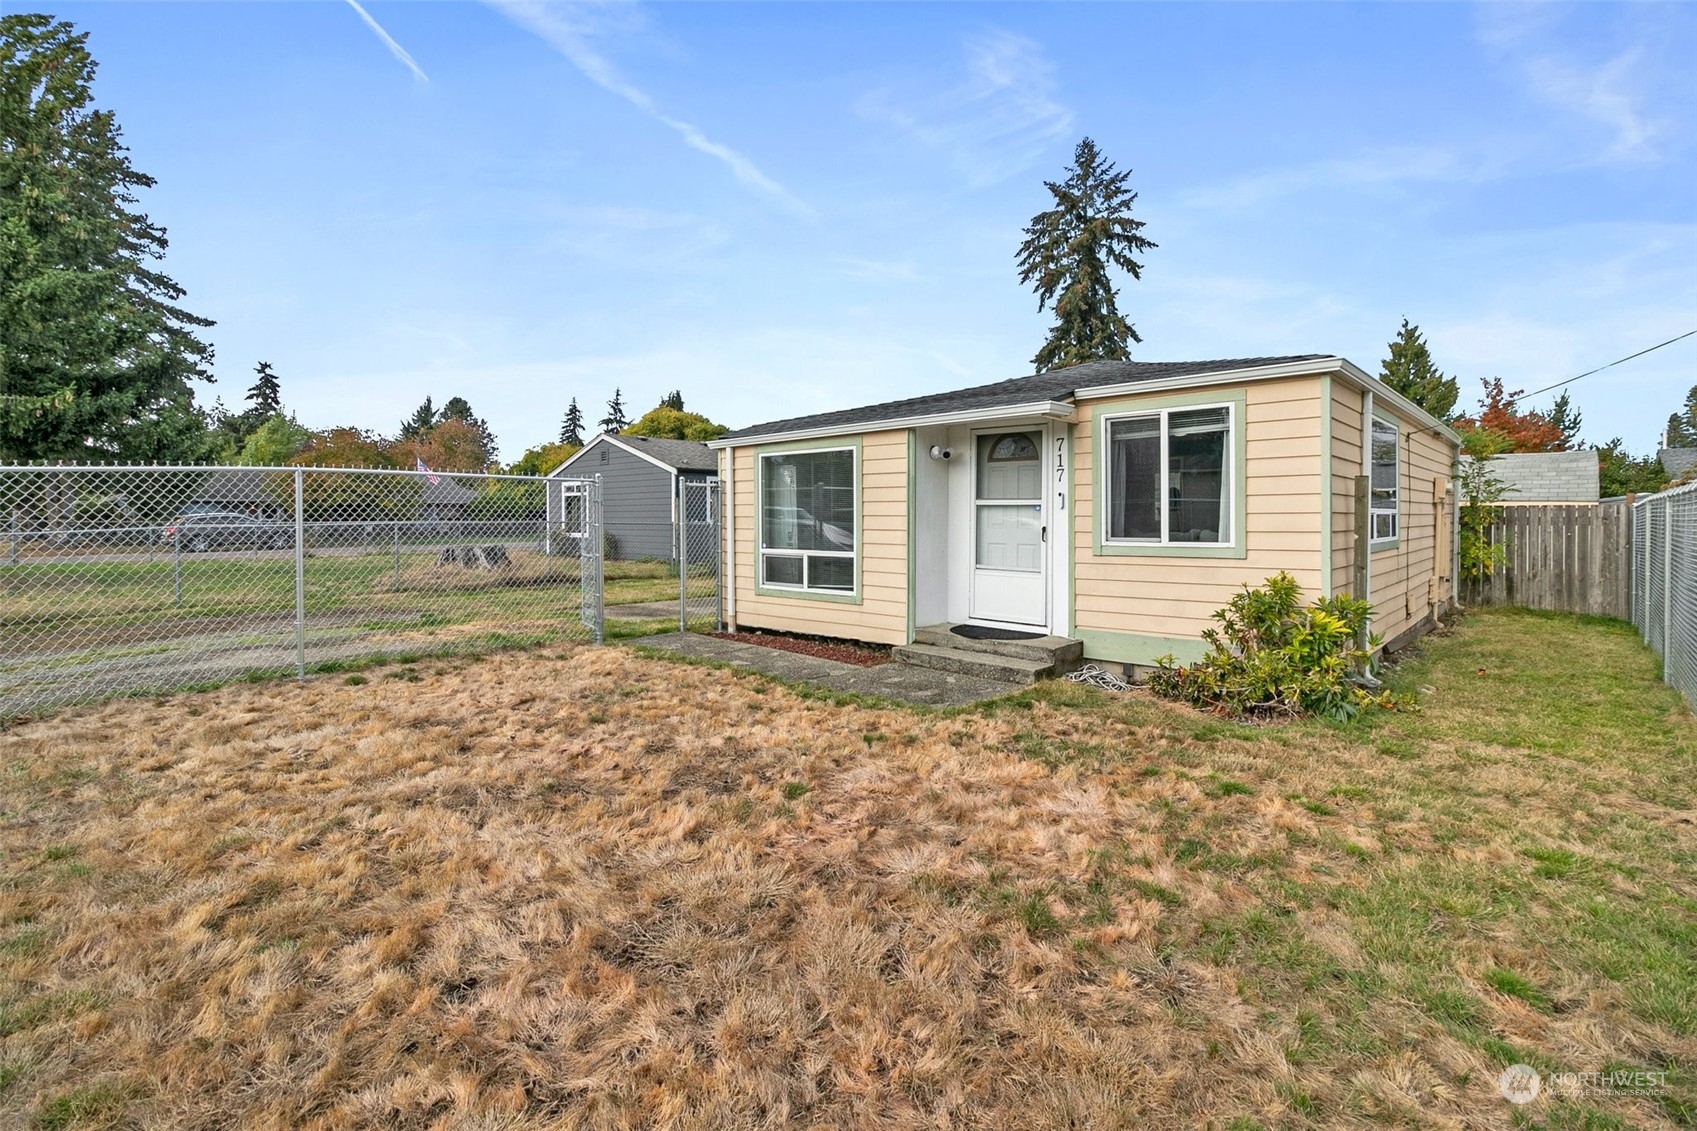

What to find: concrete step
left=893, top=643, right=1055, bottom=685
left=913, top=624, right=1084, bottom=667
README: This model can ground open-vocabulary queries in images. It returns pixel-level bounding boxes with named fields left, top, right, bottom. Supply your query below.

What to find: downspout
left=1360, top=389, right=1374, bottom=648
left=723, top=448, right=737, bottom=630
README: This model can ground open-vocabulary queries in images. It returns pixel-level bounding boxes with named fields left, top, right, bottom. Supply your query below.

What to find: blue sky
left=41, top=1, right=1697, bottom=461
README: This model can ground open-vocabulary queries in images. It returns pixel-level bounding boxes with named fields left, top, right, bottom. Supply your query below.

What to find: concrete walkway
left=628, top=632, right=1017, bottom=707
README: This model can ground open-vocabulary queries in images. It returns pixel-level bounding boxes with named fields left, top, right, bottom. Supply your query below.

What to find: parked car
left=161, top=511, right=292, bottom=552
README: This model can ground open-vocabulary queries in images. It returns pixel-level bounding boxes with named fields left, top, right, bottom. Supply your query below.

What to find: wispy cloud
left=838, top=258, right=920, bottom=284
left=1180, top=144, right=1513, bottom=212
left=859, top=30, right=1073, bottom=188
left=1475, top=4, right=1670, bottom=165
left=344, top=0, right=429, bottom=84
left=486, top=1, right=810, bottom=217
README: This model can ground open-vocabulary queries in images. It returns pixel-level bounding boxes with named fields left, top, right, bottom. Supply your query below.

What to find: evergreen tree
left=660, top=390, right=685, bottom=411
left=0, top=15, right=217, bottom=462
left=1666, top=384, right=1697, bottom=448
left=1547, top=391, right=1582, bottom=451
left=560, top=397, right=584, bottom=446
left=1016, top=137, right=1156, bottom=373
left=245, top=361, right=281, bottom=417
left=399, top=396, right=435, bottom=441
left=1378, top=319, right=1460, bottom=420
left=599, top=388, right=628, bottom=434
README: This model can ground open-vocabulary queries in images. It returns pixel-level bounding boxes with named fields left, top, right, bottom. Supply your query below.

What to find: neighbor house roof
left=1659, top=448, right=1697, bottom=479
left=551, top=433, right=719, bottom=476
left=1487, top=451, right=1600, bottom=503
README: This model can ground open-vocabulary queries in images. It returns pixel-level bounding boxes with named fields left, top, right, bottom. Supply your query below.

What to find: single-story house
left=548, top=433, right=719, bottom=561
left=706, top=354, right=1462, bottom=679
left=1659, top=447, right=1697, bottom=482
left=1486, top=451, right=1600, bottom=504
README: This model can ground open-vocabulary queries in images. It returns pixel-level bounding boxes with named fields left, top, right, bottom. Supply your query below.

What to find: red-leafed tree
left=1454, top=377, right=1569, bottom=454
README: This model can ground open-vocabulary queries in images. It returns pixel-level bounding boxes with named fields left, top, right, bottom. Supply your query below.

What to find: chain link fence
left=1631, top=479, right=1697, bottom=711
left=0, top=464, right=604, bottom=715
left=587, top=477, right=721, bottom=633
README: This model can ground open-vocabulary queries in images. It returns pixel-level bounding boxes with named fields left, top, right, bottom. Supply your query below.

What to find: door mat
left=951, top=624, right=1043, bottom=642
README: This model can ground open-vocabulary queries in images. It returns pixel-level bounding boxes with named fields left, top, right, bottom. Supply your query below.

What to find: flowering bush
left=1147, top=572, right=1401, bottom=721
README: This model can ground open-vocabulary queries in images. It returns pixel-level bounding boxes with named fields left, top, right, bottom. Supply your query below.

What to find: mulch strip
left=710, top=631, right=890, bottom=668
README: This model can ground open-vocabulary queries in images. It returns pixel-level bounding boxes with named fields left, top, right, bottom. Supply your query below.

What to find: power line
left=1510, top=328, right=1697, bottom=405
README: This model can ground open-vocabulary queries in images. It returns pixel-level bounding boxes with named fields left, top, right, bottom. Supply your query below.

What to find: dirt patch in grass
left=711, top=629, right=891, bottom=666
left=0, top=609, right=1692, bottom=1128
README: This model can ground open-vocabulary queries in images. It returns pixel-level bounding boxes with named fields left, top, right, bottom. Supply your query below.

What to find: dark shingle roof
left=721, top=356, right=1331, bottom=441
left=1659, top=448, right=1697, bottom=478
left=609, top=435, right=719, bottom=473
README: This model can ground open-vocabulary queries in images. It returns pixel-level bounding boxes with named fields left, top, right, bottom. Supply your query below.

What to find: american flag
left=415, top=457, right=440, bottom=486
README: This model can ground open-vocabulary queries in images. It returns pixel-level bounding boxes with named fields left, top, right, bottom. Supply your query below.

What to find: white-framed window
left=759, top=447, right=856, bottom=592
left=1103, top=403, right=1233, bottom=545
left=1370, top=415, right=1399, bottom=542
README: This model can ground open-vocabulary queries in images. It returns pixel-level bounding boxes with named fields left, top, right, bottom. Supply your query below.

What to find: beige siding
left=1328, top=386, right=1459, bottom=645
left=726, top=429, right=909, bottom=645
left=1073, top=376, right=1326, bottom=644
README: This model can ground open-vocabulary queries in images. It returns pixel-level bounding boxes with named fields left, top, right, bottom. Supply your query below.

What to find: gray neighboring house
left=547, top=433, right=719, bottom=561
left=1487, top=451, right=1600, bottom=504
left=1659, top=448, right=1697, bottom=481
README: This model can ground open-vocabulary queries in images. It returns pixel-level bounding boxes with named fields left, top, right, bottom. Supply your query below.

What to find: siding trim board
left=1319, top=373, right=1333, bottom=596
left=1073, top=628, right=1209, bottom=667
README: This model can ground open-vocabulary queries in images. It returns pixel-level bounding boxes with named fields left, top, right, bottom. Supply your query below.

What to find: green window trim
left=1091, top=388, right=1248, bottom=560
left=1369, top=413, right=1400, bottom=546
left=752, top=436, right=864, bottom=605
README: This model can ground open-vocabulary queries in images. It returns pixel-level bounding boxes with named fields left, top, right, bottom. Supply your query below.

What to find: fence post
left=174, top=535, right=183, bottom=607
left=294, top=468, right=306, bottom=678
left=393, top=526, right=401, bottom=589
left=8, top=516, right=16, bottom=565
left=1663, top=497, right=1673, bottom=685
left=678, top=477, right=688, bottom=634
left=592, top=475, right=605, bottom=644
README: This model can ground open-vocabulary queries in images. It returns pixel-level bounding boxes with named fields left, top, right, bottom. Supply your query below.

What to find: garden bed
left=709, top=629, right=890, bottom=667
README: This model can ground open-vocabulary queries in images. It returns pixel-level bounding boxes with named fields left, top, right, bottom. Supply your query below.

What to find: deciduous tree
left=1016, top=137, right=1155, bottom=373
left=1454, top=378, right=1567, bottom=453
left=624, top=406, right=727, bottom=442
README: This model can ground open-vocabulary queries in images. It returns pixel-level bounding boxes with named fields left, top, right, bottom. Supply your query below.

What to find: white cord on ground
left=1065, top=663, right=1133, bottom=692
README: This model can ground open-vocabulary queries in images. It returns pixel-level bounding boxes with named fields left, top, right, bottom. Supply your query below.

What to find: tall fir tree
left=560, top=398, right=584, bottom=446
left=1016, top=137, right=1156, bottom=373
left=660, top=390, right=685, bottom=411
left=245, top=361, right=281, bottom=416
left=1666, top=384, right=1697, bottom=448
left=399, top=397, right=435, bottom=441
left=599, top=388, right=628, bottom=434
left=1547, top=392, right=1582, bottom=451
left=0, top=15, right=217, bottom=462
left=1378, top=319, right=1460, bottom=420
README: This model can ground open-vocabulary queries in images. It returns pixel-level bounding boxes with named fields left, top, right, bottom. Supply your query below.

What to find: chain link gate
left=1631, top=479, right=1697, bottom=711
left=676, top=477, right=721, bottom=632
left=1, top=464, right=603, bottom=715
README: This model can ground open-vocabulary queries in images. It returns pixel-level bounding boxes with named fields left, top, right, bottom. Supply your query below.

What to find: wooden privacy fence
left=1459, top=501, right=1631, bottom=619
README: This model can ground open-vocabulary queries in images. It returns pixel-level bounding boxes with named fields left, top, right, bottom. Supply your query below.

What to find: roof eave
left=708, top=400, right=1077, bottom=449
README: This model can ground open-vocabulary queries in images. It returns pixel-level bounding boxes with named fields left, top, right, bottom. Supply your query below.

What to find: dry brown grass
left=1, top=611, right=1693, bottom=1129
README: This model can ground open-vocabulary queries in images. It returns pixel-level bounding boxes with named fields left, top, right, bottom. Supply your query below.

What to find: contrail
left=486, top=1, right=809, bottom=218
left=345, top=0, right=430, bottom=84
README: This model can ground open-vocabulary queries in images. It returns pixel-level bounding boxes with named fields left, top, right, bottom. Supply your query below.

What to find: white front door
left=969, top=429, right=1047, bottom=626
